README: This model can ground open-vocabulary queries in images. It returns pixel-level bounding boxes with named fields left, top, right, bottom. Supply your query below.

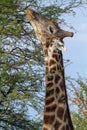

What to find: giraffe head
left=25, top=8, right=73, bottom=51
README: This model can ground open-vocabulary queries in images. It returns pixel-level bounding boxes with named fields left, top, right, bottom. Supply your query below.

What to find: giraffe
left=25, top=8, right=74, bottom=130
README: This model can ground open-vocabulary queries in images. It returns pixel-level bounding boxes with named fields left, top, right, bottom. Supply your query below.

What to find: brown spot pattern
left=43, top=128, right=48, bottom=130
left=55, top=89, right=60, bottom=98
left=44, top=115, right=55, bottom=124
left=66, top=124, right=69, bottom=130
left=45, top=61, right=48, bottom=66
left=49, top=59, right=56, bottom=66
left=46, top=75, right=54, bottom=82
left=45, top=103, right=57, bottom=112
left=53, top=50, right=57, bottom=53
left=58, top=94, right=66, bottom=103
left=57, top=65, right=62, bottom=72
left=46, top=89, right=54, bottom=98
left=45, top=96, right=55, bottom=105
left=55, top=87, right=60, bottom=94
left=52, top=54, right=58, bottom=61
left=46, top=82, right=53, bottom=88
left=59, top=81, right=65, bottom=91
left=46, top=42, right=50, bottom=48
left=54, top=120, right=61, bottom=129
left=61, top=125, right=66, bottom=130
left=63, top=109, right=68, bottom=122
left=46, top=66, right=48, bottom=73
left=57, top=107, right=64, bottom=119
left=44, top=49, right=48, bottom=56
left=55, top=74, right=60, bottom=84
left=50, top=66, right=56, bottom=73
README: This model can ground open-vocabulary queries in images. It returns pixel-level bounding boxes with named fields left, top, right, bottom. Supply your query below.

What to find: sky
left=62, top=7, right=87, bottom=78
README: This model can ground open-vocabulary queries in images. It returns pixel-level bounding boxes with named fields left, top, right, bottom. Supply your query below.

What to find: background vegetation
left=0, top=0, right=87, bottom=129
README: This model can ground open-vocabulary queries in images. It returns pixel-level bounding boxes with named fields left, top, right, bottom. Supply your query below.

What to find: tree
left=67, top=76, right=87, bottom=130
left=0, top=0, right=43, bottom=129
left=0, top=0, right=87, bottom=129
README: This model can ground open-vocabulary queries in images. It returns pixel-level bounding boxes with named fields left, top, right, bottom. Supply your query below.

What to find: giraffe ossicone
left=25, top=8, right=74, bottom=130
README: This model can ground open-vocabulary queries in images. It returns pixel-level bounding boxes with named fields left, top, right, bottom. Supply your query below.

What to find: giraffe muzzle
left=58, top=29, right=74, bottom=39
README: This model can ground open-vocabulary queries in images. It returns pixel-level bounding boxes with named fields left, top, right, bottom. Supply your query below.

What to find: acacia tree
left=0, top=0, right=87, bottom=129
left=67, top=76, right=87, bottom=130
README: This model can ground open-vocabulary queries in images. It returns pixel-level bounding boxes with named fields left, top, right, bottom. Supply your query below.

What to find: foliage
left=0, top=0, right=87, bottom=129
left=67, top=76, right=87, bottom=130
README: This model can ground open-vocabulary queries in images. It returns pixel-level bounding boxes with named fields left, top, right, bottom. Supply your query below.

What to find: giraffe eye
left=49, top=26, right=54, bottom=34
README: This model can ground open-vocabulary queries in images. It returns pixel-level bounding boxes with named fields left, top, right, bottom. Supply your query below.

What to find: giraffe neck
left=42, top=42, right=74, bottom=130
